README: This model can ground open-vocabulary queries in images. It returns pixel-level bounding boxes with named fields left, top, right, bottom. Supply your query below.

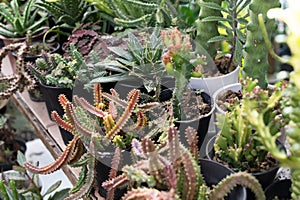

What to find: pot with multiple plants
left=206, top=78, right=286, bottom=198
left=28, top=44, right=85, bottom=144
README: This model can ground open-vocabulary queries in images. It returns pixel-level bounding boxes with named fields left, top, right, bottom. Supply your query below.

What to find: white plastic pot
left=213, top=83, right=242, bottom=114
left=189, top=66, right=240, bottom=96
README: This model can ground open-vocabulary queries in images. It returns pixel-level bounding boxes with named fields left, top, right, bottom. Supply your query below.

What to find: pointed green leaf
left=202, top=16, right=229, bottom=22
left=43, top=180, right=62, bottom=196
left=207, top=35, right=229, bottom=43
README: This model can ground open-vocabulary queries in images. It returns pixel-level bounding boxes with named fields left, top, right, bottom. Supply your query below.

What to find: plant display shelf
left=2, top=55, right=80, bottom=187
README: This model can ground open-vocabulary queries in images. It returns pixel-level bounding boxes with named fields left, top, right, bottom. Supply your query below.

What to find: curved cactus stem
left=121, top=188, right=176, bottom=200
left=208, top=171, right=265, bottom=200
left=24, top=136, right=80, bottom=174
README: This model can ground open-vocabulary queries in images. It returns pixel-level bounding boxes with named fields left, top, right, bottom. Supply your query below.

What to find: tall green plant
left=243, top=0, right=281, bottom=89
left=245, top=1, right=300, bottom=199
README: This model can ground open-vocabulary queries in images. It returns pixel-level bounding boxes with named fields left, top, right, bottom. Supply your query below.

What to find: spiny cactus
left=0, top=41, right=36, bottom=99
left=103, top=126, right=266, bottom=199
left=243, top=0, right=281, bottom=89
left=28, top=44, right=85, bottom=89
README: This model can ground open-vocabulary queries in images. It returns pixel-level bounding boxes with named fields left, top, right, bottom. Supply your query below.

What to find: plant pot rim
left=39, top=80, right=73, bottom=90
left=190, top=65, right=240, bottom=81
left=213, top=82, right=242, bottom=114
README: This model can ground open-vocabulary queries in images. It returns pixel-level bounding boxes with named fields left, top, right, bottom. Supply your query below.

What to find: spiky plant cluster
left=243, top=0, right=281, bottom=89
left=90, top=28, right=168, bottom=102
left=103, top=126, right=265, bottom=200
left=0, top=41, right=36, bottom=99
left=28, top=44, right=85, bottom=89
left=24, top=83, right=171, bottom=199
left=214, top=78, right=285, bottom=172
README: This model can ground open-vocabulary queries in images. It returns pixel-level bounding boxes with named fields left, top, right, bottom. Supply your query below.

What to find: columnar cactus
left=243, top=0, right=281, bottom=89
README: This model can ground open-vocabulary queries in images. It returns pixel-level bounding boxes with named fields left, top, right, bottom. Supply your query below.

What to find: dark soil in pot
left=175, top=90, right=214, bottom=150
left=216, top=89, right=243, bottom=112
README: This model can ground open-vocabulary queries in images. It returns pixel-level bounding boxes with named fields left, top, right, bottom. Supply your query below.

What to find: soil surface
left=203, top=55, right=237, bottom=78
left=216, top=89, right=242, bottom=112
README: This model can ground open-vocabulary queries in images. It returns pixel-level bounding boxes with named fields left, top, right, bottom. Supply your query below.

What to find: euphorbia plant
left=244, top=1, right=300, bottom=198
left=213, top=78, right=285, bottom=172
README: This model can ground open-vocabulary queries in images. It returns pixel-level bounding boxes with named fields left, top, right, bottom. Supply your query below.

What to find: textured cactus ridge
left=0, top=41, right=36, bottom=99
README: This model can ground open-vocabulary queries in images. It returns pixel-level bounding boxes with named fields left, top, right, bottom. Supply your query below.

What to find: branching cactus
left=214, top=78, right=285, bottom=172
left=0, top=41, right=36, bottom=99
left=103, top=126, right=265, bottom=199
left=243, top=0, right=281, bottom=89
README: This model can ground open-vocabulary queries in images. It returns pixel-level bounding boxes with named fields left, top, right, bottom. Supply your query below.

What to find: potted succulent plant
left=101, top=126, right=269, bottom=200
left=28, top=44, right=85, bottom=144
left=206, top=78, right=286, bottom=199
left=0, top=0, right=48, bottom=42
left=161, top=27, right=215, bottom=149
left=189, top=0, right=250, bottom=95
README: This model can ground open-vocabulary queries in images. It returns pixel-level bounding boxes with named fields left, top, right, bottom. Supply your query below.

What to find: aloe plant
left=0, top=0, right=48, bottom=38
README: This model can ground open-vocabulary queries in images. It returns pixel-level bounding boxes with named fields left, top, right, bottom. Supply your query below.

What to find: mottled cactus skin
left=243, top=0, right=281, bottom=89
left=196, top=0, right=223, bottom=58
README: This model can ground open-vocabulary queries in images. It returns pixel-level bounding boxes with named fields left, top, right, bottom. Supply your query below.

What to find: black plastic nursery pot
left=95, top=149, right=131, bottom=200
left=264, top=179, right=291, bottom=200
left=175, top=92, right=214, bottom=150
left=199, top=158, right=247, bottom=200
left=206, top=136, right=285, bottom=198
left=39, top=82, right=73, bottom=145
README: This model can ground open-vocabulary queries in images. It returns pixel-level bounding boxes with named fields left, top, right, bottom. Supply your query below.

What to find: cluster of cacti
left=0, top=41, right=36, bottom=99
left=243, top=0, right=281, bottom=89
left=103, top=126, right=265, bottom=200
left=214, top=78, right=285, bottom=172
left=24, top=83, right=171, bottom=199
left=28, top=44, right=85, bottom=89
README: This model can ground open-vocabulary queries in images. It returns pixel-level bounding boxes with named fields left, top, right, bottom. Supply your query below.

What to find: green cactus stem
left=243, top=0, right=281, bottom=89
